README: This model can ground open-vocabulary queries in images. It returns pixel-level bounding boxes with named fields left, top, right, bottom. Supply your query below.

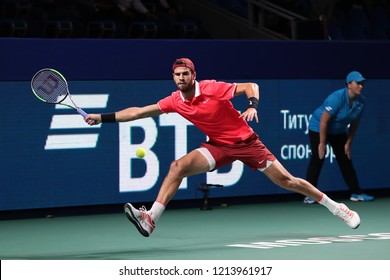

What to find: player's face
left=173, top=67, right=195, bottom=92
left=348, top=81, right=365, bottom=95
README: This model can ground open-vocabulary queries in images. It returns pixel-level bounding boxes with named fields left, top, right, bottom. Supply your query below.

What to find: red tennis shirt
left=157, top=80, right=254, bottom=145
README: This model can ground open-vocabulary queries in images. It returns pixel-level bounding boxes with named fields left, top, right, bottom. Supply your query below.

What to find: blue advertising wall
left=1, top=38, right=389, bottom=211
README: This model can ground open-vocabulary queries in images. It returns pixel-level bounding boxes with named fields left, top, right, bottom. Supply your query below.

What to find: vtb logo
left=45, top=94, right=109, bottom=150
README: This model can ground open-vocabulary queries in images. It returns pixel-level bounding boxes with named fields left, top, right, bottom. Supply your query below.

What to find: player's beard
left=177, top=81, right=194, bottom=93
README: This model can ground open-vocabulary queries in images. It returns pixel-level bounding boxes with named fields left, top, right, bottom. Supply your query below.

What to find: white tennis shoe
left=333, top=203, right=360, bottom=229
left=124, top=203, right=155, bottom=237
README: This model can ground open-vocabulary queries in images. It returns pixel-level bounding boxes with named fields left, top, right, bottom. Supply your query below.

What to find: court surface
left=1, top=196, right=389, bottom=260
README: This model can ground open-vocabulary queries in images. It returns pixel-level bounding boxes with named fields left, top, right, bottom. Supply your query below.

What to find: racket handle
left=77, top=107, right=89, bottom=118
left=77, top=107, right=97, bottom=125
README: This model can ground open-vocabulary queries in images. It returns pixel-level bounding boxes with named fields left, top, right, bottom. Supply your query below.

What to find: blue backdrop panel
left=1, top=38, right=389, bottom=211
left=1, top=78, right=388, bottom=211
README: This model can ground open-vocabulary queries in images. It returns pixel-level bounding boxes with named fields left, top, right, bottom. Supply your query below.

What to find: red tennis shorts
left=198, top=133, right=276, bottom=171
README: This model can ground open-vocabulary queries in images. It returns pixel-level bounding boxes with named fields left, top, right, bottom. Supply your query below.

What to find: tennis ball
left=136, top=148, right=146, bottom=158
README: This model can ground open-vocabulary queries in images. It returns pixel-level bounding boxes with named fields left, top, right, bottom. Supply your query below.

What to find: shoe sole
left=124, top=203, right=150, bottom=237
left=350, top=211, right=360, bottom=229
left=303, top=200, right=315, bottom=204
left=350, top=197, right=374, bottom=202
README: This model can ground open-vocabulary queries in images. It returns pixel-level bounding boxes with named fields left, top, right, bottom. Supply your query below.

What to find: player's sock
left=149, top=201, right=165, bottom=223
left=318, top=193, right=339, bottom=213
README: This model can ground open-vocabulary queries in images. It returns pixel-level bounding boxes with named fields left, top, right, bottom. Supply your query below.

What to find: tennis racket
left=31, top=68, right=89, bottom=118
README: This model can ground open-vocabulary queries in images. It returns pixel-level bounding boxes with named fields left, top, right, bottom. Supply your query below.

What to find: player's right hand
left=85, top=114, right=101, bottom=125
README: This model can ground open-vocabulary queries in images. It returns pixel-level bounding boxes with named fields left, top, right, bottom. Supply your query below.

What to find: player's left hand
left=239, top=108, right=258, bottom=123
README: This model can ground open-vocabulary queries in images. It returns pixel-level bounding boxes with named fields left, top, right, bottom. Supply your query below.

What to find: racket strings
left=31, top=70, right=68, bottom=103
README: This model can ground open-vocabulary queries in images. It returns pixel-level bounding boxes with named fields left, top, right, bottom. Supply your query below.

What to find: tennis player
left=85, top=58, right=361, bottom=237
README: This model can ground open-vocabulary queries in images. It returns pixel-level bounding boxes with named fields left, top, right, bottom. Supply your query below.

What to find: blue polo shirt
left=309, top=87, right=365, bottom=135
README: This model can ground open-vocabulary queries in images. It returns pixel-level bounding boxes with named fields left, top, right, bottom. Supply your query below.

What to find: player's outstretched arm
left=116, top=104, right=163, bottom=121
left=84, top=104, right=163, bottom=125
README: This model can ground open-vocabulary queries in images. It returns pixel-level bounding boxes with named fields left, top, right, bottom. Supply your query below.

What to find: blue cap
left=346, top=71, right=365, bottom=83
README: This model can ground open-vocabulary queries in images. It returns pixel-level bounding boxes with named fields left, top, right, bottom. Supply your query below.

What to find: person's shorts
left=197, top=133, right=276, bottom=172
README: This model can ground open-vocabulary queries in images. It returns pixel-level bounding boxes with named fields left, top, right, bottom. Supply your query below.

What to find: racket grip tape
left=77, top=107, right=97, bottom=125
left=77, top=107, right=89, bottom=118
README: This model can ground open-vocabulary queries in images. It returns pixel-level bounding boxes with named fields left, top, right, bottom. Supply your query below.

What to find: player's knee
left=168, top=160, right=187, bottom=179
left=279, top=175, right=299, bottom=191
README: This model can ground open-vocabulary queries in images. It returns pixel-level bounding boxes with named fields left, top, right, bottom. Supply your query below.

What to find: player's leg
left=155, top=149, right=211, bottom=205
left=124, top=149, right=211, bottom=237
left=263, top=159, right=324, bottom=200
left=262, top=159, right=360, bottom=229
